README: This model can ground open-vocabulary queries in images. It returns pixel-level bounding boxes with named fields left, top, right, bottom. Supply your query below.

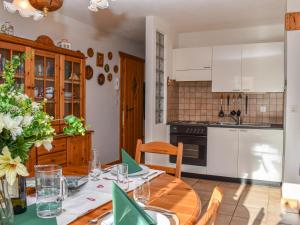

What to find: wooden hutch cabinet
left=0, top=34, right=92, bottom=173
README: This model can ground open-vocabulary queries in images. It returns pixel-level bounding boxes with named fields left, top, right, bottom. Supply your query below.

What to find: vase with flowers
left=0, top=55, right=55, bottom=221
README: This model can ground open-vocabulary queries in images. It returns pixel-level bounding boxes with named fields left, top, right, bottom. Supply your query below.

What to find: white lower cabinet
left=207, top=128, right=239, bottom=177
left=238, top=129, right=283, bottom=182
left=207, top=127, right=283, bottom=182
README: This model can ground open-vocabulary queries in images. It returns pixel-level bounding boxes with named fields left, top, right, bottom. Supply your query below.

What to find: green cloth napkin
left=121, top=148, right=142, bottom=174
left=112, top=182, right=156, bottom=225
left=14, top=204, right=57, bottom=225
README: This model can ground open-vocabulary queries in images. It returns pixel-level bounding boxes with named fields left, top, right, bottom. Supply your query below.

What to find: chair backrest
left=196, top=186, right=223, bottom=225
left=135, top=139, right=183, bottom=178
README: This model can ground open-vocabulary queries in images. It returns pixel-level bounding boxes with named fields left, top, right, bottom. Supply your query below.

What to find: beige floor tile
left=233, top=206, right=267, bottom=222
left=196, top=190, right=212, bottom=201
left=230, top=216, right=267, bottom=225
left=246, top=185, right=270, bottom=194
left=193, top=179, right=221, bottom=192
left=181, top=177, right=199, bottom=187
left=215, top=214, right=232, bottom=225
left=238, top=196, right=269, bottom=209
left=219, top=203, right=237, bottom=216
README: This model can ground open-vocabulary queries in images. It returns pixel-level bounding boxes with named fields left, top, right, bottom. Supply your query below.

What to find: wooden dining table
left=62, top=166, right=201, bottom=225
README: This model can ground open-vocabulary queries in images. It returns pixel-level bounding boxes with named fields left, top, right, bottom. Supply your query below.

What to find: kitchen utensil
left=236, top=94, right=242, bottom=117
left=246, top=95, right=248, bottom=114
left=218, top=94, right=224, bottom=117
left=230, top=94, right=236, bottom=116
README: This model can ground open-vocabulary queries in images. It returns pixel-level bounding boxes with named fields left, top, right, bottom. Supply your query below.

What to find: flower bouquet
left=0, top=55, right=55, bottom=219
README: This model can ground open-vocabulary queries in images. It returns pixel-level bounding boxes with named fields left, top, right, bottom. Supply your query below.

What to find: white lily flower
left=22, top=114, right=33, bottom=127
left=3, top=114, right=23, bottom=140
left=35, top=137, right=53, bottom=151
left=0, top=147, right=29, bottom=186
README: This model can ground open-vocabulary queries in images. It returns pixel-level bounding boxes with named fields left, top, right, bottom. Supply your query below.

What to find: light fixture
left=3, top=0, right=44, bottom=20
left=88, top=0, right=115, bottom=12
left=28, top=0, right=63, bottom=16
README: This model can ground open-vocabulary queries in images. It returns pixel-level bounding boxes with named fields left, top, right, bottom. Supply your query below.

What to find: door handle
left=126, top=106, right=134, bottom=112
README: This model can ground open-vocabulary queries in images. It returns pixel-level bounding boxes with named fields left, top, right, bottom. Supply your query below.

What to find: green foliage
left=63, top=115, right=87, bottom=136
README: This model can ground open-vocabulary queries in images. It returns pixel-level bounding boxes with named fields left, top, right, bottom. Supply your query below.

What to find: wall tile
left=167, top=81, right=284, bottom=124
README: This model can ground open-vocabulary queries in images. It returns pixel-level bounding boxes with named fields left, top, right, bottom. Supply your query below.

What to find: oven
left=170, top=125, right=207, bottom=166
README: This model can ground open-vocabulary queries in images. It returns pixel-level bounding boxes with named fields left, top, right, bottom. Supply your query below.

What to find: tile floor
left=182, top=177, right=300, bottom=225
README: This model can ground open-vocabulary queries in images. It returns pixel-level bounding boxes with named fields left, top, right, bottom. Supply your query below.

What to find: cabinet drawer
left=38, top=151, right=67, bottom=165
left=37, top=138, right=67, bottom=156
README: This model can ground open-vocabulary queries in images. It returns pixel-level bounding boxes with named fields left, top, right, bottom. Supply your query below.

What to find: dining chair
left=135, top=139, right=183, bottom=178
left=196, top=186, right=223, bottom=225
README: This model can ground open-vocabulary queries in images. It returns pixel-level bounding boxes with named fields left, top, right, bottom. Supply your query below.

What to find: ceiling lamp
left=28, top=0, right=63, bottom=16
left=88, top=0, right=114, bottom=12
left=3, top=0, right=44, bottom=20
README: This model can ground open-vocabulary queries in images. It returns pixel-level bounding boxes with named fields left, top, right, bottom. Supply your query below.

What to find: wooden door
left=119, top=52, right=144, bottom=158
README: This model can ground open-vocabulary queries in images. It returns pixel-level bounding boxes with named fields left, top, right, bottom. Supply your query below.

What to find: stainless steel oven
left=170, top=124, right=207, bottom=166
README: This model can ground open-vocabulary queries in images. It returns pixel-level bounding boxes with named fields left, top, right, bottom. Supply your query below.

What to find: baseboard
left=182, top=172, right=282, bottom=187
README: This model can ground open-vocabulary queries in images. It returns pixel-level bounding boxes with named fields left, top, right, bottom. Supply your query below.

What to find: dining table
left=62, top=166, right=202, bottom=225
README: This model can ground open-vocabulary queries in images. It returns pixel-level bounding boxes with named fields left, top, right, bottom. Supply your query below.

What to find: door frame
left=119, top=51, right=145, bottom=160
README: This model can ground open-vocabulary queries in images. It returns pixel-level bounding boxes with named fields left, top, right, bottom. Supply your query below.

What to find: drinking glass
left=89, top=157, right=102, bottom=181
left=133, top=178, right=150, bottom=206
left=117, top=163, right=129, bottom=190
left=34, top=165, right=68, bottom=218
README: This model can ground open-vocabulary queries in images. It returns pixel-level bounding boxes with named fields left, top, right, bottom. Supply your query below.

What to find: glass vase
left=0, top=178, right=14, bottom=225
left=8, top=176, right=27, bottom=215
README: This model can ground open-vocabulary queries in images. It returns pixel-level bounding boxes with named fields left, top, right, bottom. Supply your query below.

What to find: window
left=155, top=31, right=164, bottom=124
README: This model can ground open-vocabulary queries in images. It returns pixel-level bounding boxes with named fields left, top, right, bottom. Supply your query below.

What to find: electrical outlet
left=260, top=105, right=267, bottom=113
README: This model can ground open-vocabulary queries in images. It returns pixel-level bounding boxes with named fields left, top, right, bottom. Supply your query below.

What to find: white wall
left=0, top=8, right=144, bottom=163
left=177, top=24, right=284, bottom=48
left=283, top=0, right=300, bottom=200
left=144, top=16, right=176, bottom=165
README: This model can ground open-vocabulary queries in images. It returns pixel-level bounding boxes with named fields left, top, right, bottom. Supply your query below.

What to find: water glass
left=34, top=165, right=68, bottom=218
left=89, top=158, right=102, bottom=181
left=133, top=179, right=150, bottom=206
left=117, top=163, right=129, bottom=190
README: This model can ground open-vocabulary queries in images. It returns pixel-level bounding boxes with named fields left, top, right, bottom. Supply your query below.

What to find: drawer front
left=38, top=151, right=67, bottom=165
left=37, top=138, right=67, bottom=156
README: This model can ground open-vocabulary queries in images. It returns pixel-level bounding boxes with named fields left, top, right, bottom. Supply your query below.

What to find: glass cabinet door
left=63, top=57, right=82, bottom=118
left=0, top=42, right=26, bottom=90
left=34, top=51, right=58, bottom=119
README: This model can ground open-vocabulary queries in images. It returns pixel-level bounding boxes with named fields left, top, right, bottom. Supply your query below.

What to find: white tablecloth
left=27, top=169, right=165, bottom=225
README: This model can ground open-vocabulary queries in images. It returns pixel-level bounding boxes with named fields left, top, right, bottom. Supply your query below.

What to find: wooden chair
left=196, top=186, right=223, bottom=225
left=135, top=139, right=183, bottom=178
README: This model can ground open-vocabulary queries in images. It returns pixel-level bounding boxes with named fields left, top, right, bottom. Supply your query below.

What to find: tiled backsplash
left=167, top=81, right=284, bottom=124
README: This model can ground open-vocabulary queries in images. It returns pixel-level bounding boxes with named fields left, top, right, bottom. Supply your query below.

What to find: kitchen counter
left=207, top=123, right=283, bottom=130
left=167, top=121, right=283, bottom=130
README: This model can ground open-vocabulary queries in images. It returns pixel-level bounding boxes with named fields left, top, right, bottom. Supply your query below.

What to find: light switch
left=260, top=105, right=267, bottom=113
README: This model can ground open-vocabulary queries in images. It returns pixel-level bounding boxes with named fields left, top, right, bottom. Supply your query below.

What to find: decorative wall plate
left=97, top=73, right=105, bottom=85
left=96, top=52, right=104, bottom=67
left=107, top=73, right=112, bottom=82
left=87, top=48, right=94, bottom=57
left=104, top=64, right=110, bottom=73
left=113, top=65, right=119, bottom=73
left=108, top=51, right=113, bottom=60
left=85, top=65, right=93, bottom=80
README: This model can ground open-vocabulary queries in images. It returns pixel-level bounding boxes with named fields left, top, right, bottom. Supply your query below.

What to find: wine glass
left=133, top=178, right=150, bottom=206
left=89, top=156, right=101, bottom=181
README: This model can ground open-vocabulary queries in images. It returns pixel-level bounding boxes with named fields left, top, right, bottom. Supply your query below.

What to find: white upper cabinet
left=238, top=129, right=283, bottom=182
left=173, top=47, right=212, bottom=81
left=212, top=45, right=242, bottom=92
left=242, top=42, right=284, bottom=92
left=207, top=127, right=239, bottom=178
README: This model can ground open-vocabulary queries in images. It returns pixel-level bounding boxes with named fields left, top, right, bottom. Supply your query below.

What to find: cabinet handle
left=203, top=66, right=211, bottom=69
left=240, top=129, right=248, bottom=132
left=229, top=129, right=237, bottom=132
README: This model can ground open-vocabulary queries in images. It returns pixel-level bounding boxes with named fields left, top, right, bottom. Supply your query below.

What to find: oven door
left=170, top=135, right=207, bottom=166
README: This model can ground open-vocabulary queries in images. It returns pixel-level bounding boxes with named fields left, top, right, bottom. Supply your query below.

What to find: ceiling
left=57, top=0, right=286, bottom=43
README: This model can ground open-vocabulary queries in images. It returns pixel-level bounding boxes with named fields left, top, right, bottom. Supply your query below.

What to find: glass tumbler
left=117, top=163, right=129, bottom=190
left=34, top=165, right=68, bottom=218
left=133, top=178, right=150, bottom=206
